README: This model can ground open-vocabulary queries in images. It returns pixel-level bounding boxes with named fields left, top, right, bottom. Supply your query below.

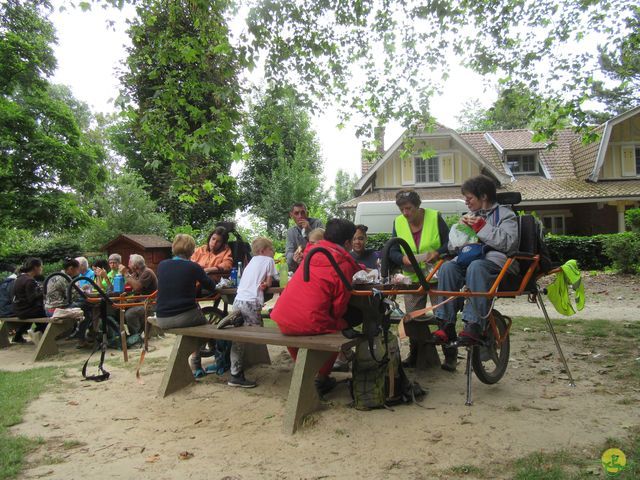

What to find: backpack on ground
left=350, top=331, right=426, bottom=410
left=0, top=276, right=15, bottom=317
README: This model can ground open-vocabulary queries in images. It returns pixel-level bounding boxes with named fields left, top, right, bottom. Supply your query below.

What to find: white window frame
left=541, top=215, right=566, bottom=235
left=414, top=155, right=440, bottom=184
left=506, top=152, right=538, bottom=175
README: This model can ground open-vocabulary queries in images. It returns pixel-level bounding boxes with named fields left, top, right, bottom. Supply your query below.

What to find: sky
left=49, top=2, right=497, bottom=187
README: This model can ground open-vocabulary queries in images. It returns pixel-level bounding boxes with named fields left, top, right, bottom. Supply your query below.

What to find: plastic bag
left=449, top=222, right=479, bottom=249
left=352, top=269, right=381, bottom=284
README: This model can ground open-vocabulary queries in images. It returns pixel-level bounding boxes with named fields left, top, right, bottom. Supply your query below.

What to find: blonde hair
left=172, top=234, right=196, bottom=258
left=308, top=228, right=325, bottom=243
left=251, top=237, right=273, bottom=256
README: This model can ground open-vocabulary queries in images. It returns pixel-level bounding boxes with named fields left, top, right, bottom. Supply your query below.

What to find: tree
left=240, top=85, right=324, bottom=236
left=326, top=169, right=358, bottom=218
left=456, top=83, right=547, bottom=131
left=0, top=0, right=107, bottom=232
left=586, top=6, right=640, bottom=123
left=115, top=0, right=243, bottom=227
left=82, top=169, right=170, bottom=249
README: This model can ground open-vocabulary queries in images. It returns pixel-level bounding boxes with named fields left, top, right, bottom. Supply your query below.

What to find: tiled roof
left=485, top=130, right=547, bottom=151
left=572, top=124, right=604, bottom=179
left=539, top=128, right=580, bottom=179
left=342, top=178, right=640, bottom=208
left=458, top=132, right=507, bottom=175
left=102, top=234, right=172, bottom=250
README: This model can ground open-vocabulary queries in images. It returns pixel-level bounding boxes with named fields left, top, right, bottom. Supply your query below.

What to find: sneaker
left=227, top=372, right=257, bottom=388
left=12, top=335, right=27, bottom=344
left=314, top=376, right=337, bottom=396
left=193, top=368, right=207, bottom=379
left=331, top=360, right=350, bottom=373
left=29, top=331, right=43, bottom=345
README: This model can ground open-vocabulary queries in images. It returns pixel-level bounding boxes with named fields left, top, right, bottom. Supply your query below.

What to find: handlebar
left=67, top=276, right=113, bottom=305
left=380, top=237, right=431, bottom=291
left=303, top=246, right=352, bottom=291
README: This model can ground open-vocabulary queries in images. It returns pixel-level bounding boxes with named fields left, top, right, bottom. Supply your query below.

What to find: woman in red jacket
left=271, top=218, right=362, bottom=395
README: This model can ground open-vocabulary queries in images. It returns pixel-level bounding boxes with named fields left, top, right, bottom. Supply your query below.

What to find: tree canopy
left=114, top=0, right=243, bottom=227
left=240, top=85, right=324, bottom=236
left=0, top=0, right=107, bottom=232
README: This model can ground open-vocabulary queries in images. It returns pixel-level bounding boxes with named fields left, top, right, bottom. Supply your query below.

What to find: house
left=344, top=106, right=640, bottom=235
left=101, top=234, right=172, bottom=272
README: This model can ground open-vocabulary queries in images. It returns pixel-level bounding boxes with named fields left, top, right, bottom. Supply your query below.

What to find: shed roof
left=102, top=234, right=172, bottom=251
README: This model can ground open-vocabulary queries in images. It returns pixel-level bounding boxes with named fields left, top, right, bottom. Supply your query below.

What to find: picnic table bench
left=148, top=317, right=360, bottom=434
left=0, top=316, right=76, bottom=361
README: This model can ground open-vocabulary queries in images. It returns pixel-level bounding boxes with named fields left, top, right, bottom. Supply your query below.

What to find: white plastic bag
left=449, top=222, right=478, bottom=249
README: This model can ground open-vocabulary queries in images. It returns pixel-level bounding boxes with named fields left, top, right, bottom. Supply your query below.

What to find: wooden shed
left=102, top=234, right=172, bottom=272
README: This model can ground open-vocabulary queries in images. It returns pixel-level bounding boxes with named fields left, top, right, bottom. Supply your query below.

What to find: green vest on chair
left=394, top=209, right=440, bottom=283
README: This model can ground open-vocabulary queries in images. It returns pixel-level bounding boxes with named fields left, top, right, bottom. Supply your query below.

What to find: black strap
left=81, top=294, right=110, bottom=382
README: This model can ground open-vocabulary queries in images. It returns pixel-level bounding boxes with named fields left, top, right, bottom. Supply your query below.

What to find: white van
left=354, top=199, right=468, bottom=234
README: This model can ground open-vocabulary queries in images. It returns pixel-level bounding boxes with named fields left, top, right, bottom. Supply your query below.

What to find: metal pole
left=537, top=293, right=576, bottom=387
left=465, top=347, right=473, bottom=406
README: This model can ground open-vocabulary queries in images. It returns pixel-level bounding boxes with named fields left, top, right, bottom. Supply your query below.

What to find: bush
left=0, top=228, right=83, bottom=269
left=625, top=208, right=640, bottom=233
left=367, top=233, right=392, bottom=251
left=545, top=235, right=611, bottom=270
left=601, top=232, right=640, bottom=274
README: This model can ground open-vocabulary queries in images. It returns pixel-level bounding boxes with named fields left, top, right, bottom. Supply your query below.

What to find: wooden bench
left=0, top=316, right=77, bottom=361
left=148, top=318, right=359, bottom=434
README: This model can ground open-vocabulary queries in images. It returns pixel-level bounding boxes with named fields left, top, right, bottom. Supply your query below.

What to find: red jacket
left=271, top=240, right=362, bottom=335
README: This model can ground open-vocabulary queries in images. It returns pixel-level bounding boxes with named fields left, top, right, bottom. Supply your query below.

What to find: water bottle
left=113, top=274, right=125, bottom=293
left=279, top=262, right=288, bottom=288
left=237, top=262, right=243, bottom=284
left=229, top=268, right=237, bottom=287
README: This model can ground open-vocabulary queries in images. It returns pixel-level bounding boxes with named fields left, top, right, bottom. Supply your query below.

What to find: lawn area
left=0, top=367, right=60, bottom=480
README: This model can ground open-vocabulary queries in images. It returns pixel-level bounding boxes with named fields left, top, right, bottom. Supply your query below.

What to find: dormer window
left=507, top=153, right=537, bottom=175
left=415, top=156, right=439, bottom=183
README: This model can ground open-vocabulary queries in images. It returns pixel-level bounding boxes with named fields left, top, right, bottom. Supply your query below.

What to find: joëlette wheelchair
left=304, top=191, right=576, bottom=406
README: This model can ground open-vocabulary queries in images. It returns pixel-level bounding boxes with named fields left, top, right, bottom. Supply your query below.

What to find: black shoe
left=12, top=335, right=27, bottom=344
left=217, top=311, right=244, bottom=329
left=227, top=372, right=257, bottom=388
left=315, top=376, right=337, bottom=396
left=441, top=347, right=458, bottom=372
left=456, top=323, right=482, bottom=347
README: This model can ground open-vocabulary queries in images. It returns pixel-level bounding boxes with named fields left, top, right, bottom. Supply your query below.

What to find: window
left=542, top=215, right=565, bottom=235
left=415, top=156, right=439, bottom=183
left=507, top=154, right=537, bottom=174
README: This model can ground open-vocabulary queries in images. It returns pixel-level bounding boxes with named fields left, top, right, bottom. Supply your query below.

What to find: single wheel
left=471, top=309, right=510, bottom=384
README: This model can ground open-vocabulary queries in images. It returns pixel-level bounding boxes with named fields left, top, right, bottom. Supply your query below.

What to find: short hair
left=395, top=189, right=421, bottom=208
left=324, top=218, right=357, bottom=245
left=290, top=202, right=307, bottom=213
left=354, top=224, right=369, bottom=235
left=308, top=228, right=325, bottom=243
left=63, top=257, right=80, bottom=270
left=461, top=175, right=497, bottom=203
left=19, top=257, right=42, bottom=273
left=92, top=259, right=109, bottom=270
left=108, top=253, right=122, bottom=263
left=207, top=226, right=229, bottom=251
left=172, top=234, right=196, bottom=258
left=129, top=254, right=146, bottom=269
left=75, top=256, right=89, bottom=269
left=251, top=237, right=273, bottom=256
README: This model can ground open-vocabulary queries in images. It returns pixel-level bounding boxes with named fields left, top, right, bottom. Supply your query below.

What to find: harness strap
left=401, top=295, right=458, bottom=322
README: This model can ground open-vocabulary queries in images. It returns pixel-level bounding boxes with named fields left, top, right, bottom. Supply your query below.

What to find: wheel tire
left=471, top=309, right=510, bottom=384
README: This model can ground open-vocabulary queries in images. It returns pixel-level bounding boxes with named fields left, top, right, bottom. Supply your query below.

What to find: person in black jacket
left=155, top=234, right=217, bottom=379
left=11, top=258, right=47, bottom=343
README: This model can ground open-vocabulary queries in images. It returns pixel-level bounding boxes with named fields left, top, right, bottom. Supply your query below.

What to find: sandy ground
left=3, top=272, right=640, bottom=479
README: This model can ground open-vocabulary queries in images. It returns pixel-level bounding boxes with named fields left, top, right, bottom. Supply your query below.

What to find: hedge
left=366, top=232, right=640, bottom=272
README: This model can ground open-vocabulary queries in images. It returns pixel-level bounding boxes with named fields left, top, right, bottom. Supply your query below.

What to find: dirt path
left=3, top=272, right=639, bottom=479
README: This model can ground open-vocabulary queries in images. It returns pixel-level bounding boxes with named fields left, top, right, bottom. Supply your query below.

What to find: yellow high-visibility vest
left=394, top=209, right=440, bottom=282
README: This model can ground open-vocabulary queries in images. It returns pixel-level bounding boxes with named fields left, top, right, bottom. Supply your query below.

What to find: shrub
left=367, top=233, right=392, bottom=251
left=625, top=208, right=640, bottom=233
left=544, top=235, right=611, bottom=270
left=0, top=229, right=83, bottom=268
left=601, top=232, right=640, bottom=274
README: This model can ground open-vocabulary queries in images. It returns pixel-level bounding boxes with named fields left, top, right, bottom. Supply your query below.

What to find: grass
left=0, top=367, right=60, bottom=480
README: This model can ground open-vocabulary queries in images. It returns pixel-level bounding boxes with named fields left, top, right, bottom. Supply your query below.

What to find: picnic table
left=0, top=316, right=77, bottom=361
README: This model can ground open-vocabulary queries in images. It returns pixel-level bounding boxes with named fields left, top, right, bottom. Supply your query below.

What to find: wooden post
left=0, top=320, right=11, bottom=348
left=158, top=335, right=204, bottom=397
left=33, top=318, right=74, bottom=362
left=283, top=348, right=332, bottom=434
left=119, top=308, right=128, bottom=362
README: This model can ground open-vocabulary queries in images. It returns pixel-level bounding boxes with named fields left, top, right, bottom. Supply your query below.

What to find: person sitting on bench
left=11, top=257, right=47, bottom=343
left=433, top=175, right=519, bottom=348
left=271, top=218, right=362, bottom=395
left=155, top=234, right=217, bottom=379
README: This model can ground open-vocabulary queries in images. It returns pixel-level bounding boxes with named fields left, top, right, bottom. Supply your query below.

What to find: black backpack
left=0, top=276, right=15, bottom=317
left=216, top=221, right=252, bottom=266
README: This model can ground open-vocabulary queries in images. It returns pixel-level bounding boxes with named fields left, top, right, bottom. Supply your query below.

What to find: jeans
left=434, top=259, right=502, bottom=329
